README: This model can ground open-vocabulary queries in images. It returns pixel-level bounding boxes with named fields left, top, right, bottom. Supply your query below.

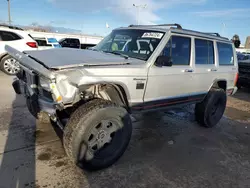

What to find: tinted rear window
left=217, top=42, right=234, bottom=65
left=0, top=31, right=22, bottom=41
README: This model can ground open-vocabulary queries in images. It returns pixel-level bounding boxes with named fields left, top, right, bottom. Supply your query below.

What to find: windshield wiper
left=103, top=51, right=129, bottom=59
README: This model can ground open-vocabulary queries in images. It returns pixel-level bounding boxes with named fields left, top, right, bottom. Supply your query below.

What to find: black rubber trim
left=131, top=93, right=206, bottom=111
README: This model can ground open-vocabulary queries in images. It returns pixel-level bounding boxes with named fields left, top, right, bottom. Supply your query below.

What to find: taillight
left=26, top=42, right=38, bottom=48
left=234, top=72, right=239, bottom=86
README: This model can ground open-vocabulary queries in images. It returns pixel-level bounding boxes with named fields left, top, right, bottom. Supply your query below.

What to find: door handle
left=208, top=68, right=217, bottom=72
left=182, top=69, right=193, bottom=72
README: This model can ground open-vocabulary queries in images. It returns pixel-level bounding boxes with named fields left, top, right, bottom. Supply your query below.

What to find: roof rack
left=127, top=24, right=229, bottom=40
left=128, top=23, right=182, bottom=29
left=0, top=24, right=24, bottom=31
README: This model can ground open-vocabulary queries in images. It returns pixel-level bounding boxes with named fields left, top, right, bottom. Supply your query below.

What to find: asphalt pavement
left=0, top=72, right=250, bottom=188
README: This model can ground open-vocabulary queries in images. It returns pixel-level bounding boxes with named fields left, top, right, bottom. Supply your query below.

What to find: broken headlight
left=39, top=77, right=51, bottom=91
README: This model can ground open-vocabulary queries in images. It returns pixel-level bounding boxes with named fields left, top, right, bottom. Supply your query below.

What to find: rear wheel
left=195, top=89, right=227, bottom=128
left=0, top=55, right=20, bottom=75
left=63, top=99, right=132, bottom=171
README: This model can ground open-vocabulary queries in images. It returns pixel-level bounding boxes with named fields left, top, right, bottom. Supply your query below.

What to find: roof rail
left=180, top=29, right=229, bottom=40
left=128, top=23, right=182, bottom=29
left=202, top=32, right=221, bottom=37
left=0, top=24, right=23, bottom=31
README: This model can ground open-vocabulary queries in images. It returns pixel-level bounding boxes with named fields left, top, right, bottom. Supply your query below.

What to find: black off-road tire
left=195, top=89, right=227, bottom=128
left=63, top=99, right=132, bottom=171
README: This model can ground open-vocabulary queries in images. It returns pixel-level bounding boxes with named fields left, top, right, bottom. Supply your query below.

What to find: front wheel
left=0, top=55, right=20, bottom=75
left=63, top=99, right=132, bottom=171
left=195, top=89, right=227, bottom=128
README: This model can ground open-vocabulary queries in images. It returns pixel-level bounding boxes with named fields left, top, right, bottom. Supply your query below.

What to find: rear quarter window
left=0, top=31, right=22, bottom=41
left=217, top=42, right=234, bottom=65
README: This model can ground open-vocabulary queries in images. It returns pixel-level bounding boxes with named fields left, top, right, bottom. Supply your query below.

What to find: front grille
left=17, top=69, right=52, bottom=100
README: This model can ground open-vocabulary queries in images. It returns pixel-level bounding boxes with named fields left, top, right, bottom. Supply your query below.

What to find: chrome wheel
left=3, top=58, right=20, bottom=75
left=85, top=119, right=121, bottom=160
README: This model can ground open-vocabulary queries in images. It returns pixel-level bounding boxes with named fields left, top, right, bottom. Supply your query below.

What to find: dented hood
left=24, top=48, right=137, bottom=69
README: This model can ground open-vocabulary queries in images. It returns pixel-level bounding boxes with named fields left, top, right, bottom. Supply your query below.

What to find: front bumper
left=12, top=79, right=57, bottom=117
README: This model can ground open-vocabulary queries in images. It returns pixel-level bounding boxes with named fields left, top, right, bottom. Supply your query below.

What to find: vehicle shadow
left=232, top=87, right=250, bottom=102
left=0, top=95, right=36, bottom=188
left=84, top=106, right=250, bottom=188
left=84, top=108, right=196, bottom=188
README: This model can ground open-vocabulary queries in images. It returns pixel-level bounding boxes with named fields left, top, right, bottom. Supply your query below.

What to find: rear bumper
left=12, top=79, right=57, bottom=117
left=231, top=87, right=238, bottom=95
left=226, top=87, right=238, bottom=95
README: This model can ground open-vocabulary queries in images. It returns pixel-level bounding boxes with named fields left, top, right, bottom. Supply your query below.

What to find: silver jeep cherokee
left=6, top=23, right=238, bottom=170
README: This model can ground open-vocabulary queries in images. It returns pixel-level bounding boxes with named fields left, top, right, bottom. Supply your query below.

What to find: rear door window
left=195, top=39, right=214, bottom=65
left=0, top=31, right=22, bottom=41
left=217, top=42, right=234, bottom=65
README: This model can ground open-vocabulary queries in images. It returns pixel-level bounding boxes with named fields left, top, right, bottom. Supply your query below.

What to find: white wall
left=28, top=31, right=104, bottom=44
left=236, top=48, right=250, bottom=53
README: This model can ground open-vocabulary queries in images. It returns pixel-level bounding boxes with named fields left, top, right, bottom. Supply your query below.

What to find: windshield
left=93, top=29, right=165, bottom=61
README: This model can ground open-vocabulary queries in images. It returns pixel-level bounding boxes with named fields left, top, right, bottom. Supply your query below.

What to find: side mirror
left=155, top=56, right=172, bottom=67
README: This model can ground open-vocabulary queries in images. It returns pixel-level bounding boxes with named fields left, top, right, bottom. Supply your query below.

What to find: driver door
left=144, top=35, right=196, bottom=108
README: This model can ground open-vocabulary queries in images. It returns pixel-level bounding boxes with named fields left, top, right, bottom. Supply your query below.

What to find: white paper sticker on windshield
left=142, top=32, right=163, bottom=39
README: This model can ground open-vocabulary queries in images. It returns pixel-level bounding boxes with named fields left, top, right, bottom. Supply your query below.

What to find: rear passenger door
left=192, top=38, right=218, bottom=93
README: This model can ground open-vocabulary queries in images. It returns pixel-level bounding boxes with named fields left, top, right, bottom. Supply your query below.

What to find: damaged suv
left=6, top=24, right=238, bottom=171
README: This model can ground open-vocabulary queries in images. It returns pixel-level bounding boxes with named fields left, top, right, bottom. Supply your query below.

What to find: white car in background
left=32, top=37, right=61, bottom=50
left=0, top=24, right=38, bottom=75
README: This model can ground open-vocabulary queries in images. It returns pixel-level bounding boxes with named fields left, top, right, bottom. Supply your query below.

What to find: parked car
left=59, top=38, right=80, bottom=49
left=237, top=58, right=250, bottom=88
left=33, top=37, right=61, bottom=50
left=237, top=52, right=245, bottom=60
left=0, top=24, right=38, bottom=75
left=7, top=23, right=238, bottom=171
left=59, top=37, right=97, bottom=49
